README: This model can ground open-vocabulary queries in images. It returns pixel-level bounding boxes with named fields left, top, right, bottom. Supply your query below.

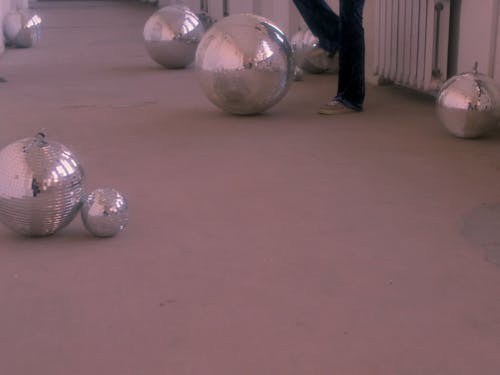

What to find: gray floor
left=1, top=2, right=500, bottom=374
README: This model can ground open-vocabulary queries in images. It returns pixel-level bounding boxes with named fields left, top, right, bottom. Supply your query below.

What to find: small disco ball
left=290, top=28, right=337, bottom=74
left=143, top=5, right=205, bottom=68
left=3, top=10, right=42, bottom=48
left=436, top=63, right=500, bottom=138
left=195, top=13, right=293, bottom=115
left=0, top=133, right=85, bottom=236
left=81, top=188, right=128, bottom=238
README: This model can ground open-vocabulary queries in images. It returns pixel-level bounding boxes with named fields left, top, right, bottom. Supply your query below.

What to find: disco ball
left=196, top=11, right=216, bottom=31
left=81, top=188, right=128, bottom=238
left=290, top=28, right=337, bottom=74
left=0, top=133, right=85, bottom=236
left=195, top=13, right=293, bottom=115
left=3, top=10, right=42, bottom=48
left=143, top=5, right=205, bottom=68
left=436, top=63, right=500, bottom=138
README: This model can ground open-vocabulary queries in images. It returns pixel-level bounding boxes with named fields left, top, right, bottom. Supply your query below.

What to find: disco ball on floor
left=81, top=188, right=129, bottom=238
left=290, top=28, right=337, bottom=74
left=3, top=10, right=42, bottom=48
left=143, top=5, right=205, bottom=68
left=195, top=13, right=293, bottom=115
left=0, top=133, right=85, bottom=236
left=436, top=63, right=500, bottom=138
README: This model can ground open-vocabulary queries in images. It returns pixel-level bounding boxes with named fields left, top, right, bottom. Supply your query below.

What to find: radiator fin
left=374, top=0, right=450, bottom=92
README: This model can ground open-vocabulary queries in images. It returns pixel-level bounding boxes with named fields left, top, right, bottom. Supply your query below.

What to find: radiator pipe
left=432, top=2, right=444, bottom=78
left=223, top=0, right=229, bottom=17
left=200, top=0, right=208, bottom=13
left=489, top=0, right=499, bottom=77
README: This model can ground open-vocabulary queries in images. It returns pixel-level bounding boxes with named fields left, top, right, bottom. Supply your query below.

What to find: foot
left=308, top=47, right=332, bottom=59
left=318, top=100, right=357, bottom=115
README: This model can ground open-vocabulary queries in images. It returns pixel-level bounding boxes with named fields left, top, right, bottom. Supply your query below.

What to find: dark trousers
left=292, top=0, right=366, bottom=111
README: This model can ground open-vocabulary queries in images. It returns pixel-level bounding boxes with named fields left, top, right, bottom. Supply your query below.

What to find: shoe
left=308, top=47, right=330, bottom=59
left=318, top=100, right=357, bottom=115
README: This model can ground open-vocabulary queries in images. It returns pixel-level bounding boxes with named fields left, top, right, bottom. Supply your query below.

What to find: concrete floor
left=1, top=1, right=500, bottom=374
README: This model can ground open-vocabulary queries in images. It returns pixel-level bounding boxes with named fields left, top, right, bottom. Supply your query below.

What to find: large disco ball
left=436, top=63, right=500, bottom=138
left=143, top=5, right=205, bottom=68
left=290, top=28, right=337, bottom=74
left=81, top=188, right=128, bottom=238
left=0, top=133, right=85, bottom=236
left=3, top=10, right=42, bottom=48
left=195, top=13, right=294, bottom=115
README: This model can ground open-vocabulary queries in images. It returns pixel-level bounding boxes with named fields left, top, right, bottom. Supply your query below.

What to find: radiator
left=373, top=0, right=451, bottom=92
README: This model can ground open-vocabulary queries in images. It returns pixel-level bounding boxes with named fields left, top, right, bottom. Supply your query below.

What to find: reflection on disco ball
left=143, top=5, right=205, bottom=68
left=436, top=63, right=500, bottom=138
left=81, top=188, right=129, bottom=238
left=290, top=28, right=305, bottom=57
left=290, top=28, right=337, bottom=74
left=293, top=65, right=303, bottom=81
left=196, top=11, right=216, bottom=31
left=195, top=13, right=293, bottom=115
left=0, top=133, right=85, bottom=236
left=3, top=10, right=42, bottom=48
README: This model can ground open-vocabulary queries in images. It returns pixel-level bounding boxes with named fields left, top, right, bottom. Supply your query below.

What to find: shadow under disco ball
left=436, top=63, right=500, bottom=138
left=195, top=13, right=294, bottom=115
left=143, top=5, right=205, bottom=68
left=0, top=133, right=85, bottom=237
left=3, top=10, right=42, bottom=48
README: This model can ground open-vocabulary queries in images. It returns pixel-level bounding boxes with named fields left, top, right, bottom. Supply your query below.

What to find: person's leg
left=335, top=0, right=365, bottom=111
left=292, top=0, right=340, bottom=54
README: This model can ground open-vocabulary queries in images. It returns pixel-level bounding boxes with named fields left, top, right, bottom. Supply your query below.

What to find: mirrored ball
left=436, top=65, right=500, bottom=138
left=143, top=5, right=204, bottom=68
left=81, top=188, right=129, bottom=238
left=195, top=13, right=293, bottom=115
left=196, top=11, right=216, bottom=31
left=0, top=133, right=85, bottom=236
left=290, top=28, right=337, bottom=74
left=3, top=10, right=42, bottom=48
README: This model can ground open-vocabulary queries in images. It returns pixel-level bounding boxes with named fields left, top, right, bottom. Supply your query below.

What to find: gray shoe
left=318, top=100, right=356, bottom=115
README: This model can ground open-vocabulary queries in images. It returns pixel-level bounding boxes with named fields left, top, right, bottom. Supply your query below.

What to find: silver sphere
left=0, top=133, right=85, bottom=236
left=436, top=63, right=500, bottom=138
left=3, top=11, right=42, bottom=48
left=290, top=28, right=337, bottom=74
left=195, top=13, right=294, bottom=115
left=143, top=5, right=204, bottom=68
left=196, top=11, right=216, bottom=31
left=81, top=188, right=128, bottom=238
left=290, top=28, right=308, bottom=70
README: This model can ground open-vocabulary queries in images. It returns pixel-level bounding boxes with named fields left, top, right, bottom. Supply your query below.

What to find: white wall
left=456, top=0, right=499, bottom=81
